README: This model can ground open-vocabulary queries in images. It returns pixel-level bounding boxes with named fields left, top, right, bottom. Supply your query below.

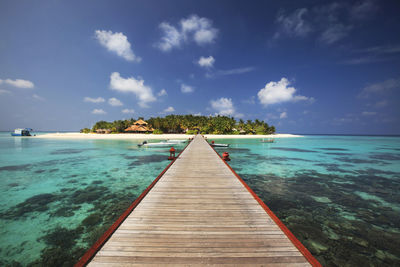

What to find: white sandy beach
left=35, top=132, right=302, bottom=140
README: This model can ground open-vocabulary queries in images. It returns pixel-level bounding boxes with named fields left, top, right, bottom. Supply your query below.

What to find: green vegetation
left=81, top=115, right=275, bottom=135
left=153, top=129, right=163, bottom=134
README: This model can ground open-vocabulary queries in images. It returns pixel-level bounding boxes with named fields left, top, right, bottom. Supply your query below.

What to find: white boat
left=11, top=128, right=33, bottom=136
left=167, top=139, right=187, bottom=144
left=138, top=141, right=179, bottom=147
left=211, top=143, right=229, bottom=147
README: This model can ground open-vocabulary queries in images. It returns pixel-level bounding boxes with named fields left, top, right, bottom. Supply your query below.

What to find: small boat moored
left=210, top=141, right=229, bottom=147
left=138, top=141, right=182, bottom=147
left=11, top=128, right=33, bottom=136
left=167, top=139, right=187, bottom=144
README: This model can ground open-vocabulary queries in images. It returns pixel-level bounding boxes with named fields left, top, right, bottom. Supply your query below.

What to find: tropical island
left=37, top=115, right=302, bottom=139
left=81, top=115, right=275, bottom=135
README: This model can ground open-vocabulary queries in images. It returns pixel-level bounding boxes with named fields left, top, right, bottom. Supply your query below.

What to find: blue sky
left=0, top=0, right=399, bottom=134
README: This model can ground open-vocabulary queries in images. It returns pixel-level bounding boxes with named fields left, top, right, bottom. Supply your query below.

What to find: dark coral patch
left=0, top=164, right=31, bottom=171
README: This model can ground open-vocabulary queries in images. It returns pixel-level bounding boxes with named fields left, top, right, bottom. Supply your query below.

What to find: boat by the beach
left=138, top=141, right=180, bottom=147
left=11, top=128, right=33, bottom=136
left=211, top=143, right=229, bottom=147
left=167, top=139, right=187, bottom=144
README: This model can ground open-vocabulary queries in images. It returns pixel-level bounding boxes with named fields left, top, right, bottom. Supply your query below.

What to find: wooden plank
left=88, top=135, right=313, bottom=266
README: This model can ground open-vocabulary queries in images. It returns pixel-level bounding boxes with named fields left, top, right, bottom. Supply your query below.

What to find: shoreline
left=35, top=132, right=303, bottom=140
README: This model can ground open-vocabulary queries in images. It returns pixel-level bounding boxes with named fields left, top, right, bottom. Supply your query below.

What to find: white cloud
left=95, top=30, right=140, bottom=62
left=280, top=112, right=288, bottom=119
left=156, top=22, right=182, bottom=51
left=109, top=72, right=156, bottom=107
left=122, top=108, right=135, bottom=114
left=362, top=111, right=377, bottom=116
left=275, top=8, right=312, bottom=38
left=108, top=97, right=123, bottom=106
left=257, top=78, right=312, bottom=106
left=242, top=96, right=256, bottom=104
left=358, top=78, right=400, bottom=98
left=0, top=89, right=11, bottom=95
left=84, top=97, right=105, bottom=103
left=156, top=15, right=218, bottom=51
left=157, top=89, right=167, bottom=96
left=210, top=97, right=236, bottom=116
left=2, top=78, right=34, bottom=89
left=217, top=67, right=255, bottom=76
left=274, top=2, right=376, bottom=45
left=319, top=24, right=352, bottom=44
left=32, top=94, right=45, bottom=101
left=92, top=109, right=106, bottom=115
left=163, top=106, right=175, bottom=113
left=197, top=56, right=215, bottom=68
left=181, top=83, right=194, bottom=93
left=350, top=0, right=377, bottom=20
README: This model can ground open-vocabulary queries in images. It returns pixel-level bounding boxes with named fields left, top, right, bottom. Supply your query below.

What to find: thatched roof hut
left=124, top=120, right=154, bottom=133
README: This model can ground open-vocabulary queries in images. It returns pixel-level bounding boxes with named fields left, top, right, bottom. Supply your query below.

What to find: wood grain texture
left=88, top=135, right=311, bottom=266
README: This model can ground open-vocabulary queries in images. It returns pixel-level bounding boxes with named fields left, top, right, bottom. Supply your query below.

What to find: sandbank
left=35, top=132, right=302, bottom=140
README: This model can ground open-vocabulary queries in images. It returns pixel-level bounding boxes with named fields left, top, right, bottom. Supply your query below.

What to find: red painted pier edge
left=74, top=141, right=191, bottom=267
left=208, top=140, right=322, bottom=267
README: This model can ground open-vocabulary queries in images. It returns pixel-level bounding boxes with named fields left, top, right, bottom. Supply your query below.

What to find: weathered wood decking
left=86, top=135, right=318, bottom=266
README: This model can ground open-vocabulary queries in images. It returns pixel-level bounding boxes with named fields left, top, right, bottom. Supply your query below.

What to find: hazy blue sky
left=1, top=0, right=399, bottom=134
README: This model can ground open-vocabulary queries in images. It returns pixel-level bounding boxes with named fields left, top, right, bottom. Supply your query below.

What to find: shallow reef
left=240, top=169, right=400, bottom=266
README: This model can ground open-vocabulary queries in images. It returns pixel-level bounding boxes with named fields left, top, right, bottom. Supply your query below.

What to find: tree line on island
left=80, top=115, right=275, bottom=135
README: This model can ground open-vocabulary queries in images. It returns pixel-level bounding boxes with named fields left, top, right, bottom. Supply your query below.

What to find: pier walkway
left=84, top=135, right=319, bottom=266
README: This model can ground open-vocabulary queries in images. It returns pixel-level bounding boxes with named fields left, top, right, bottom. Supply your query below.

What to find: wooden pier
left=79, top=135, right=320, bottom=266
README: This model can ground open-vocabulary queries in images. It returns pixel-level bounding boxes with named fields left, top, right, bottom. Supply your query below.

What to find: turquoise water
left=0, top=133, right=186, bottom=266
left=214, top=135, right=400, bottom=266
left=0, top=134, right=399, bottom=266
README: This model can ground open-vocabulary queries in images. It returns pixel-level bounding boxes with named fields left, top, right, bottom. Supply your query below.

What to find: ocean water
left=0, top=132, right=186, bottom=266
left=0, top=133, right=399, bottom=266
left=215, top=135, right=400, bottom=266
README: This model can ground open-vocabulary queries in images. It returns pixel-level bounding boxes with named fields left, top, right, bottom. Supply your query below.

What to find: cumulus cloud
left=257, top=78, right=312, bottom=106
left=358, top=78, right=400, bottom=98
left=210, top=97, right=236, bottom=116
left=122, top=109, right=135, bottom=114
left=163, top=106, right=175, bottom=113
left=95, top=30, right=140, bottom=62
left=92, top=109, right=106, bottom=115
left=1, top=78, right=34, bottom=89
left=197, top=56, right=215, bottom=68
left=84, top=97, right=105, bottom=103
left=157, top=89, right=167, bottom=96
left=109, top=72, right=156, bottom=107
left=108, top=97, right=123, bottom=106
left=280, top=112, right=288, bottom=119
left=156, top=15, right=218, bottom=51
left=181, top=83, right=194, bottom=93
